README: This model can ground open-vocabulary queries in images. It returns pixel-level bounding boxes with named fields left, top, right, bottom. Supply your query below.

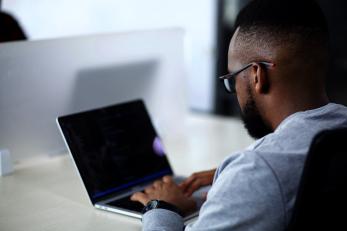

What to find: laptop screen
left=58, top=100, right=173, bottom=203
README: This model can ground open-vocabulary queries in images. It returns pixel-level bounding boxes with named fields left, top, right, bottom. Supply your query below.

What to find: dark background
left=214, top=0, right=347, bottom=116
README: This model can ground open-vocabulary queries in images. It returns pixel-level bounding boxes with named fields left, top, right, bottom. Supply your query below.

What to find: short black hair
left=233, top=0, right=329, bottom=67
left=235, top=0, right=329, bottom=42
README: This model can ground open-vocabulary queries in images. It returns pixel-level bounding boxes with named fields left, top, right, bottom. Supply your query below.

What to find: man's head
left=228, top=0, right=330, bottom=139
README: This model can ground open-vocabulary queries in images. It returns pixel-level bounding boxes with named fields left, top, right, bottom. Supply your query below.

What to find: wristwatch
left=142, top=199, right=183, bottom=217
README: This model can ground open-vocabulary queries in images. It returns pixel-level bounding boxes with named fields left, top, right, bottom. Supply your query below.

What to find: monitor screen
left=58, top=100, right=173, bottom=202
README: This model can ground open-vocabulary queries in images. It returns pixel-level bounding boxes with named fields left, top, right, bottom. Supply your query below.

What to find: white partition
left=0, top=28, right=187, bottom=161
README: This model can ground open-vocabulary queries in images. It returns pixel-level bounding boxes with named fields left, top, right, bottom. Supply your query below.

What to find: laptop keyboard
left=106, top=177, right=185, bottom=214
left=108, top=194, right=144, bottom=212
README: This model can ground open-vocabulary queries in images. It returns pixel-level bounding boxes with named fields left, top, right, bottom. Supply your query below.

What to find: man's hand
left=179, top=168, right=216, bottom=197
left=130, top=176, right=197, bottom=216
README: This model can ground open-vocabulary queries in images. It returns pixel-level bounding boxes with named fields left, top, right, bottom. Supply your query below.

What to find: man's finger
left=179, top=175, right=196, bottom=191
left=153, top=180, right=163, bottom=188
left=162, top=175, right=173, bottom=183
left=185, top=179, right=202, bottom=197
left=130, top=192, right=150, bottom=205
left=178, top=181, right=188, bottom=190
left=145, top=185, right=154, bottom=194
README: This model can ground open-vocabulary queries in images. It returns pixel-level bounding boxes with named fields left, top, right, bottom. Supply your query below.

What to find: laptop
left=56, top=99, right=201, bottom=221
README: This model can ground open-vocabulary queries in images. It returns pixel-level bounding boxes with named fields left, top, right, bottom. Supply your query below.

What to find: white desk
left=0, top=113, right=253, bottom=231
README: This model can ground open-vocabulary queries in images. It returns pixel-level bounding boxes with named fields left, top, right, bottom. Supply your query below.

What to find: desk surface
left=0, top=113, right=253, bottom=231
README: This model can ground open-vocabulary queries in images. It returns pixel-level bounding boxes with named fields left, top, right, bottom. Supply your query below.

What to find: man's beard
left=240, top=87, right=273, bottom=139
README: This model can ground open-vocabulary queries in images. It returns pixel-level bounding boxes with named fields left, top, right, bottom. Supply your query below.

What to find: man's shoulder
left=243, top=103, right=347, bottom=217
left=192, top=150, right=287, bottom=230
left=276, top=103, right=347, bottom=133
left=255, top=103, right=347, bottom=154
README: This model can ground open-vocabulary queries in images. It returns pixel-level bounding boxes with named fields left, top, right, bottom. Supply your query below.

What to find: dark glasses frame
left=219, top=61, right=275, bottom=94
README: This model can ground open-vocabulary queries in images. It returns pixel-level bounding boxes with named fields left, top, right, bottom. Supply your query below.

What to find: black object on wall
left=214, top=0, right=250, bottom=116
left=317, top=0, right=347, bottom=106
left=214, top=0, right=347, bottom=116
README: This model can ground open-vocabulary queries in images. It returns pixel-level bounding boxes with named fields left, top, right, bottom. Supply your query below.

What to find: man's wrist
left=142, top=200, right=183, bottom=217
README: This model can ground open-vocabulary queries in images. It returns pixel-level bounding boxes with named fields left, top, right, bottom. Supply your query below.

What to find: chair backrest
left=287, top=127, right=347, bottom=230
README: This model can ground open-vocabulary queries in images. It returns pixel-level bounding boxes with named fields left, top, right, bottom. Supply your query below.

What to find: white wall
left=3, top=0, right=217, bottom=112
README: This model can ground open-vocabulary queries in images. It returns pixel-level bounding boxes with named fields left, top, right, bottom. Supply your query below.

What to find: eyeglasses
left=219, top=61, right=274, bottom=94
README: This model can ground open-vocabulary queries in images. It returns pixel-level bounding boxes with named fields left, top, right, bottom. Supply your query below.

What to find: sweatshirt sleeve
left=141, top=151, right=286, bottom=231
left=142, top=208, right=184, bottom=231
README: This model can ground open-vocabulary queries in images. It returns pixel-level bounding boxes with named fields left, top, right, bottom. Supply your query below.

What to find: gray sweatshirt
left=142, top=103, right=347, bottom=231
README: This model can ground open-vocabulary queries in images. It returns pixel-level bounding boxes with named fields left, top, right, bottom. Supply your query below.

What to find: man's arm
left=142, top=209, right=184, bottom=231
left=185, top=152, right=286, bottom=230
left=135, top=151, right=286, bottom=231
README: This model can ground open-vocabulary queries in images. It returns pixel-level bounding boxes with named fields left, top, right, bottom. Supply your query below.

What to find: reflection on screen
left=59, top=100, right=173, bottom=201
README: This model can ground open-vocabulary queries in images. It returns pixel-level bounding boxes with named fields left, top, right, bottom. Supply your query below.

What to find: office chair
left=287, top=127, right=347, bottom=230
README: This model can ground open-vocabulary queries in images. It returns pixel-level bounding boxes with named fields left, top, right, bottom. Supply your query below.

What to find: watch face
left=150, top=200, right=159, bottom=209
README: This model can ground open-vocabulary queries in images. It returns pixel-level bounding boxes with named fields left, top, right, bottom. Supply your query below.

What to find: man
left=131, top=0, right=347, bottom=230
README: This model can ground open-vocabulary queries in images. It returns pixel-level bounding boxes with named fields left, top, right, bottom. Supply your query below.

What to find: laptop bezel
left=56, top=99, right=176, bottom=205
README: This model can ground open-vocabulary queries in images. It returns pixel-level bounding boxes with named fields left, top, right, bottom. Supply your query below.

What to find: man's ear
left=252, top=63, right=269, bottom=94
